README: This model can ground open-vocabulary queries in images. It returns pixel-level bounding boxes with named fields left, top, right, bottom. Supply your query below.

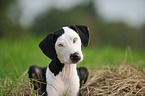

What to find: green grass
left=0, top=36, right=49, bottom=79
left=80, top=46, right=145, bottom=70
left=0, top=36, right=145, bottom=95
left=0, top=36, right=145, bottom=79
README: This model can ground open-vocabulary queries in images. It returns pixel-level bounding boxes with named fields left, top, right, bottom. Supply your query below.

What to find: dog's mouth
left=70, top=57, right=81, bottom=64
left=71, top=60, right=81, bottom=64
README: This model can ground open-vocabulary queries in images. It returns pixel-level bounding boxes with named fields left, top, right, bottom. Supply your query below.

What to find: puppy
left=28, top=25, right=89, bottom=96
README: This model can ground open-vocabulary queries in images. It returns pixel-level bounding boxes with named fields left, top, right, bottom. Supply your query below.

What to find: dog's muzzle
left=70, top=52, right=81, bottom=63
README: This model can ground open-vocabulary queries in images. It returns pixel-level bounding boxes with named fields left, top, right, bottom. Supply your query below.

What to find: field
left=0, top=36, right=145, bottom=95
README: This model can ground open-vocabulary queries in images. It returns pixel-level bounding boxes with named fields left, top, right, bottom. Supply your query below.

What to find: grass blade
left=64, top=84, right=70, bottom=96
left=10, top=56, right=20, bottom=78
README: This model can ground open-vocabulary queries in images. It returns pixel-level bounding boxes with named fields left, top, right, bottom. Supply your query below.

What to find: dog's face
left=39, top=25, right=89, bottom=64
left=55, top=27, right=83, bottom=64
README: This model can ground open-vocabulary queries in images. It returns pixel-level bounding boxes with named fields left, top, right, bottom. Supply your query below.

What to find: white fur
left=46, top=27, right=83, bottom=96
left=55, top=27, right=83, bottom=64
left=46, top=64, right=79, bottom=96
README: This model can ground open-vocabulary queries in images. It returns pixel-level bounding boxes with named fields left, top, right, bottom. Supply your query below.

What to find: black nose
left=70, top=52, right=81, bottom=63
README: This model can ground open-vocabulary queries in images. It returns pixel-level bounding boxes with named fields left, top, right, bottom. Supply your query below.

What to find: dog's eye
left=58, top=44, right=64, bottom=47
left=73, top=38, right=77, bottom=43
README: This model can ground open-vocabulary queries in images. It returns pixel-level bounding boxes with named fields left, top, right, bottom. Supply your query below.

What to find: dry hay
left=80, top=62, right=145, bottom=96
left=0, top=70, right=39, bottom=96
left=1, top=62, right=145, bottom=96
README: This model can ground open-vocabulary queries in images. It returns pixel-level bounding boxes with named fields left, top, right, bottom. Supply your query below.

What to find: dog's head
left=39, top=25, right=90, bottom=64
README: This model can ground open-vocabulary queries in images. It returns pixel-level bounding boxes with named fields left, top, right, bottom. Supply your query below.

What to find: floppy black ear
left=39, top=33, right=56, bottom=60
left=39, top=28, right=64, bottom=60
left=69, top=25, right=90, bottom=47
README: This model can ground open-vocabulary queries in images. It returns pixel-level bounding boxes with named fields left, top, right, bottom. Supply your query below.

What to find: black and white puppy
left=28, top=25, right=89, bottom=96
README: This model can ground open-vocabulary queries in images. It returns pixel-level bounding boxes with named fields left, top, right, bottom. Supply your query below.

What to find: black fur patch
left=69, top=25, right=90, bottom=47
left=39, top=28, right=64, bottom=60
left=49, top=59, right=64, bottom=76
left=28, top=65, right=47, bottom=95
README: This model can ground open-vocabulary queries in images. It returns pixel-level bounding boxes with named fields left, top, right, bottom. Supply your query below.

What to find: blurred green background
left=0, top=0, right=145, bottom=79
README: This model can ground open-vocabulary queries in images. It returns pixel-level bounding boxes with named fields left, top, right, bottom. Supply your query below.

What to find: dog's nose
left=70, top=52, right=81, bottom=63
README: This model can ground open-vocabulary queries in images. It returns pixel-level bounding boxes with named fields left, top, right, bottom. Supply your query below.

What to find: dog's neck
left=61, top=63, right=77, bottom=80
left=49, top=59, right=77, bottom=77
left=49, top=59, right=64, bottom=76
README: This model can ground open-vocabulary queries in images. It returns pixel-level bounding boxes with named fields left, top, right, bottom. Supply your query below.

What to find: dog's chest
left=46, top=64, right=80, bottom=96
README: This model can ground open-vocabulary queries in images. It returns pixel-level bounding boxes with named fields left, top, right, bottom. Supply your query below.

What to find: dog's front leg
left=46, top=86, right=60, bottom=96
